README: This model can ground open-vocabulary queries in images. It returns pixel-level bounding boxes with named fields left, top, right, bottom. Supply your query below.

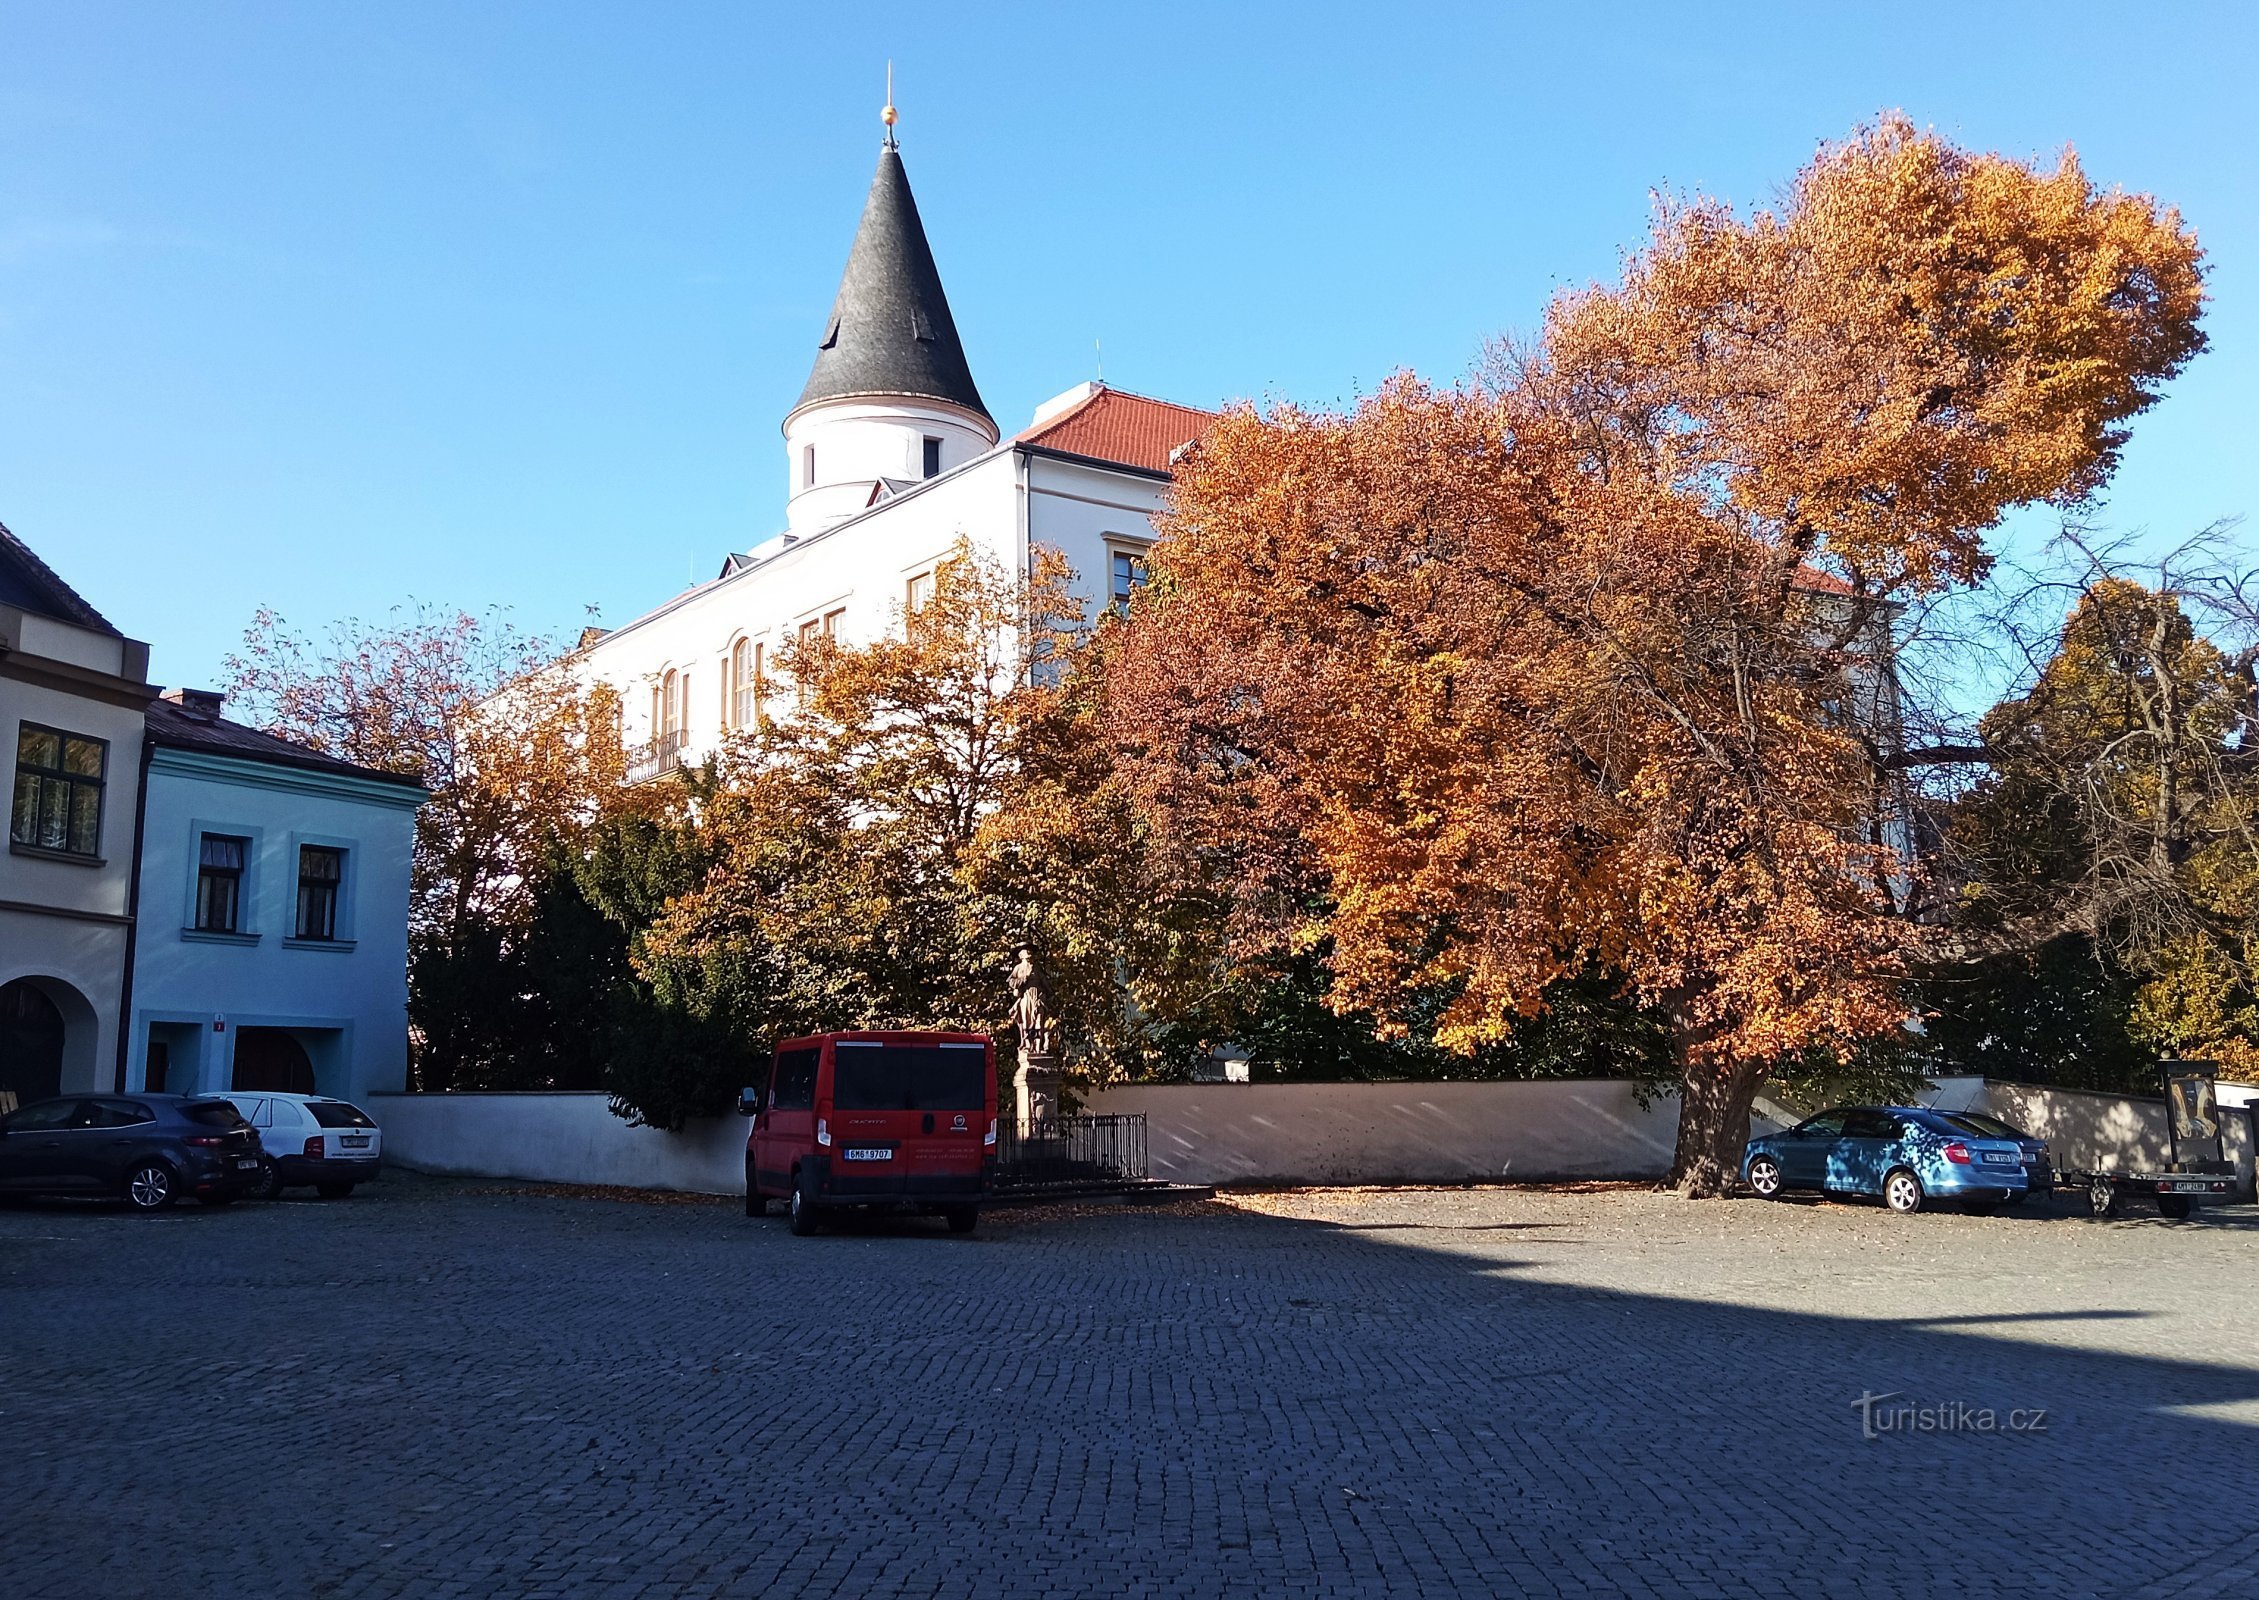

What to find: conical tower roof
left=794, top=145, right=990, bottom=427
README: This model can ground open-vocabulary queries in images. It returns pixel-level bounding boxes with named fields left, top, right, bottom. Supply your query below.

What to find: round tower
left=783, top=112, right=997, bottom=533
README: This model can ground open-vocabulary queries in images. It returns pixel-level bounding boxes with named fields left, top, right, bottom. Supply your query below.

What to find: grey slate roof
left=145, top=698, right=429, bottom=792
left=0, top=520, right=122, bottom=636
left=794, top=147, right=990, bottom=426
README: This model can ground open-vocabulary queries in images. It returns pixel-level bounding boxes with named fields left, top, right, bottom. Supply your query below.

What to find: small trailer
left=2062, top=1165, right=2235, bottom=1220
left=2065, top=1065, right=2239, bottom=1220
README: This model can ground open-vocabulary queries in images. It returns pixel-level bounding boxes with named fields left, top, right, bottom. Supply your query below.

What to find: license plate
left=342, top=1135, right=371, bottom=1148
left=842, top=1147, right=892, bottom=1162
left=236, top=1158, right=261, bottom=1170
left=1981, top=1152, right=2014, bottom=1164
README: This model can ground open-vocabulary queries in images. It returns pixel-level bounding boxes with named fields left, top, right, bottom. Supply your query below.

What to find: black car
left=0, top=1094, right=266, bottom=1210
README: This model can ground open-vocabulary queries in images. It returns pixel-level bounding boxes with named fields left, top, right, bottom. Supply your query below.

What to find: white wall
left=1920, top=1077, right=2256, bottom=1192
left=1084, top=1080, right=1683, bottom=1185
left=374, top=1077, right=2259, bottom=1199
left=577, top=446, right=1024, bottom=760
left=373, top=1092, right=748, bottom=1194
left=129, top=748, right=421, bottom=1104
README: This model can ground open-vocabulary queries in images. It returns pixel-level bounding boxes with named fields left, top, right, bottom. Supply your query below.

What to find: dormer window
left=922, top=437, right=942, bottom=479
left=911, top=307, right=933, bottom=342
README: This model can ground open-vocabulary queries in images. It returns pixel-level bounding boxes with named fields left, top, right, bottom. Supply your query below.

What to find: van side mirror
left=737, top=1088, right=761, bottom=1118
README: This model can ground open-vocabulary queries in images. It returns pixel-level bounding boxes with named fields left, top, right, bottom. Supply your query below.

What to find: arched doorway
left=232, top=1028, right=316, bottom=1095
left=0, top=978, right=67, bottom=1106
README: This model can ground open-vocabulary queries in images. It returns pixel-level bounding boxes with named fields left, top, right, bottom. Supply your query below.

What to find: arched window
left=730, top=638, right=755, bottom=728
left=660, top=669, right=680, bottom=737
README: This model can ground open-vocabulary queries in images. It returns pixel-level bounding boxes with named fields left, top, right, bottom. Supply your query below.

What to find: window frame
left=10, top=721, right=109, bottom=862
left=193, top=832, right=251, bottom=935
left=285, top=834, right=356, bottom=947
left=1104, top=538, right=1152, bottom=615
left=921, top=436, right=943, bottom=479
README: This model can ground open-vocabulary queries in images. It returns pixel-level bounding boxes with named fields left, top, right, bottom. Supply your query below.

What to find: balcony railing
left=626, top=729, right=686, bottom=784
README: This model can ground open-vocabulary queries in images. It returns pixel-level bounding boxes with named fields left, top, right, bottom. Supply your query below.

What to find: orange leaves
left=1103, top=117, right=2206, bottom=1079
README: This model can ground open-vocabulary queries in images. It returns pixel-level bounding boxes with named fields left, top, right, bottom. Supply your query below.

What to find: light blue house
left=127, top=688, right=426, bottom=1103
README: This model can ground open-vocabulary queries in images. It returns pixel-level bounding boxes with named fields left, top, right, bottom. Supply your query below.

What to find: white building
left=126, top=689, right=426, bottom=1104
left=573, top=121, right=1217, bottom=777
left=1, top=524, right=156, bottom=1103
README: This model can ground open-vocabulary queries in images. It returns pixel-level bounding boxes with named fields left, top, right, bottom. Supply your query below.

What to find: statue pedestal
left=1014, top=1054, right=1062, bottom=1128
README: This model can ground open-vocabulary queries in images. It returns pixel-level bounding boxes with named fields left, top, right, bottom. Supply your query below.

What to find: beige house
left=0, top=522, right=157, bottom=1105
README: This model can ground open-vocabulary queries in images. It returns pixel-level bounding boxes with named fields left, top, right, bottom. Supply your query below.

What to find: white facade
left=126, top=732, right=423, bottom=1106
left=581, top=410, right=1179, bottom=773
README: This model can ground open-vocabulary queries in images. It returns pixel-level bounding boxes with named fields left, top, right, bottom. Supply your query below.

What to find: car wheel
left=1882, top=1168, right=1925, bottom=1215
left=1746, top=1156, right=1784, bottom=1199
left=788, top=1169, right=819, bottom=1236
left=257, top=1160, right=286, bottom=1201
left=316, top=1182, right=355, bottom=1200
left=125, top=1162, right=176, bottom=1212
left=2159, top=1195, right=2192, bottom=1220
left=943, top=1206, right=979, bottom=1234
left=2088, top=1179, right=2118, bottom=1218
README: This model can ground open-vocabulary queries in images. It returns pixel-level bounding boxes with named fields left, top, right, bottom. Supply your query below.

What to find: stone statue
left=1007, top=944, right=1061, bottom=1126
left=1008, top=944, right=1058, bottom=1061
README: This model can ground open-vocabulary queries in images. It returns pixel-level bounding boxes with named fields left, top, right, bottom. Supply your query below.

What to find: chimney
left=161, top=687, right=224, bottom=722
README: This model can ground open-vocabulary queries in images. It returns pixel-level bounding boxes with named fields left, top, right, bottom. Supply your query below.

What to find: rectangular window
left=1110, top=548, right=1149, bottom=613
left=295, top=845, right=344, bottom=940
left=771, top=1046, right=820, bottom=1111
left=921, top=436, right=943, bottom=479
left=11, top=724, right=107, bottom=858
left=803, top=444, right=816, bottom=488
left=823, top=607, right=845, bottom=637
left=194, top=833, right=248, bottom=933
left=798, top=619, right=823, bottom=649
left=830, top=1043, right=988, bottom=1111
left=906, top=571, right=934, bottom=613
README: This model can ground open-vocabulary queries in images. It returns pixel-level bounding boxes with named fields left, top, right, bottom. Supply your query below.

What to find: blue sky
left=3, top=1, right=2254, bottom=690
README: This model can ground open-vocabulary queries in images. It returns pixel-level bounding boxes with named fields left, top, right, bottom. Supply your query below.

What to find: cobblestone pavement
left=5, top=1177, right=2258, bottom=1599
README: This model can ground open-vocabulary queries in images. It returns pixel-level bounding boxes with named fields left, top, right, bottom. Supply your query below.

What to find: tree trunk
left=1668, top=1044, right=1768, bottom=1198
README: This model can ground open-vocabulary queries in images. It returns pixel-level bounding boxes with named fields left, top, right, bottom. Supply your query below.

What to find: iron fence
left=993, top=1112, right=1149, bottom=1191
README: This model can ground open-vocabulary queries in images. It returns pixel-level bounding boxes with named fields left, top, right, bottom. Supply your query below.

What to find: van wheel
left=944, top=1206, right=979, bottom=1234
left=788, top=1170, right=819, bottom=1236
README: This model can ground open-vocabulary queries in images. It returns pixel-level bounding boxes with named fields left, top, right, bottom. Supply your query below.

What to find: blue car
left=1742, top=1106, right=2032, bottom=1214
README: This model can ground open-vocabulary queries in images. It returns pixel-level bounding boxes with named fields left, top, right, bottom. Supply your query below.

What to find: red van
left=739, top=1030, right=996, bottom=1235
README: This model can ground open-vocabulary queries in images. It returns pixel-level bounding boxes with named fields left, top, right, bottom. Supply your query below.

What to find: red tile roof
left=1016, top=386, right=1219, bottom=475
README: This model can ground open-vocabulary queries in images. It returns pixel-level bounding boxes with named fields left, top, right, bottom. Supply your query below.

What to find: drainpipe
left=113, top=728, right=153, bottom=1092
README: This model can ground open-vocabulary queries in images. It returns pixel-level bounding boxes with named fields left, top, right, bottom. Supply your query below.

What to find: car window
left=91, top=1099, right=156, bottom=1127
left=1792, top=1111, right=1849, bottom=1138
left=178, top=1099, right=251, bottom=1128
left=831, top=1044, right=989, bottom=1111
left=227, top=1096, right=269, bottom=1127
left=1842, top=1110, right=1902, bottom=1140
left=1946, top=1112, right=2024, bottom=1141
left=772, top=1047, right=819, bottom=1112
left=305, top=1101, right=377, bottom=1129
left=5, top=1099, right=79, bottom=1132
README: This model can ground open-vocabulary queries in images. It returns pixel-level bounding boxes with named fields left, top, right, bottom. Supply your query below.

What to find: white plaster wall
left=578, top=448, right=1023, bottom=761
left=1024, top=454, right=1172, bottom=624
left=373, top=1091, right=748, bottom=1194
left=130, top=752, right=420, bottom=1104
left=1083, top=1080, right=1684, bottom=1185
left=783, top=397, right=996, bottom=533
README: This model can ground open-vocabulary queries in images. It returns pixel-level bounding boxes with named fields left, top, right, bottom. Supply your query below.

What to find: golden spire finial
left=881, top=61, right=898, bottom=148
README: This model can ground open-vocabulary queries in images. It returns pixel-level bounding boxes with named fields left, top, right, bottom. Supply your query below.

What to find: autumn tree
left=1919, top=536, right=2259, bottom=1082
left=611, top=538, right=1207, bottom=1123
left=225, top=604, right=625, bottom=1087
left=1101, top=117, right=2206, bottom=1193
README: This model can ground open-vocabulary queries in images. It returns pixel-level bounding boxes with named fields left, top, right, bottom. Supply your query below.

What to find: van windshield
left=831, top=1044, right=987, bottom=1111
